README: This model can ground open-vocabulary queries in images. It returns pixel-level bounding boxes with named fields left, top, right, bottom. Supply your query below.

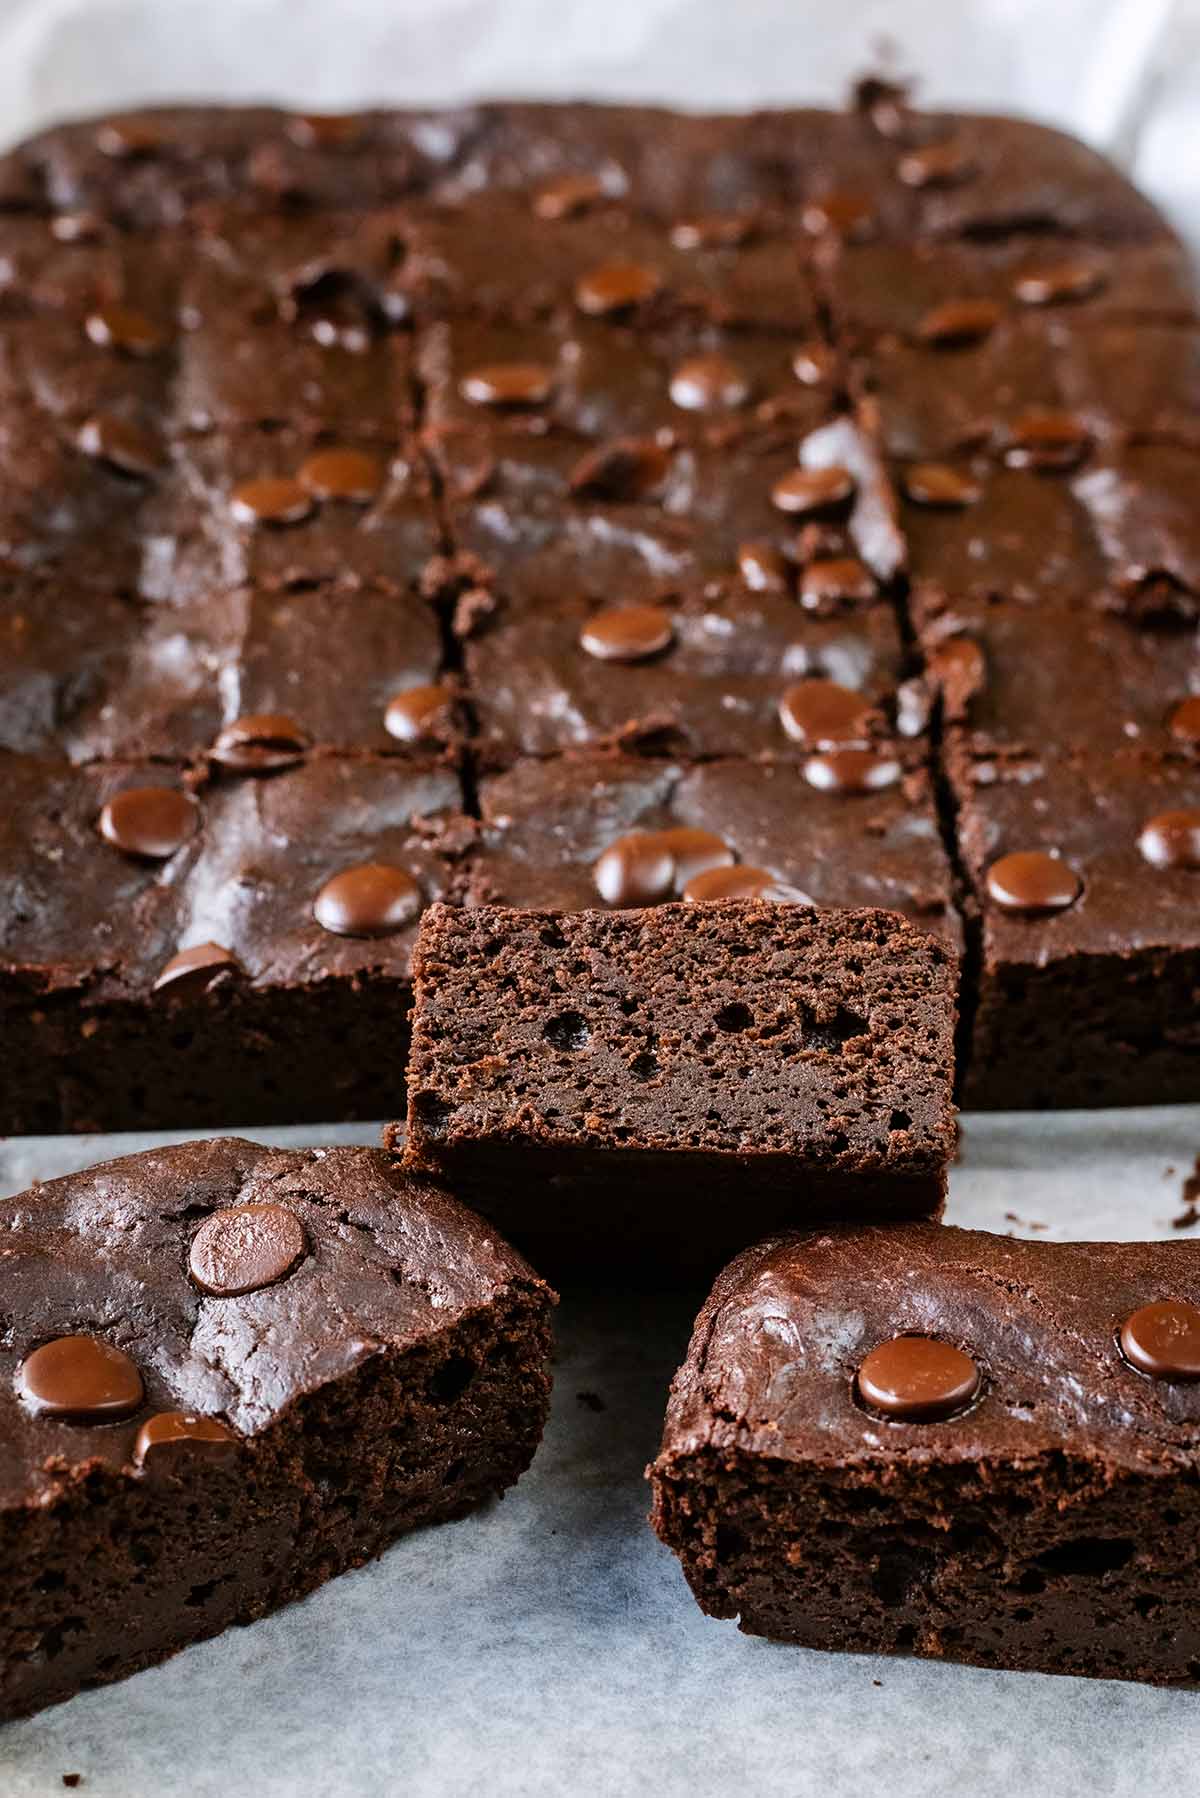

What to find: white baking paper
left=2, top=0, right=1200, bottom=1790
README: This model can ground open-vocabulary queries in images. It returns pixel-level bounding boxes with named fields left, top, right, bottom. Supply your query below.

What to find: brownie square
left=650, top=1223, right=1200, bottom=1683
left=470, top=753, right=961, bottom=950
left=952, top=749, right=1200, bottom=1107
left=402, top=901, right=957, bottom=1267
left=0, top=1137, right=554, bottom=1722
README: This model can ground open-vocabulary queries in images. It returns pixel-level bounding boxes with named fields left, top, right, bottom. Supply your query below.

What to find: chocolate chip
left=916, top=298, right=1003, bottom=347
left=682, top=864, right=808, bottom=904
left=286, top=113, right=362, bottom=150
left=568, top=438, right=671, bottom=502
left=230, top=475, right=314, bottom=526
left=133, top=1410, right=237, bottom=1468
left=533, top=173, right=608, bottom=219
left=803, top=748, right=901, bottom=794
left=902, top=462, right=982, bottom=508
left=384, top=682, right=455, bottom=745
left=1119, top=1300, right=1200, bottom=1382
left=985, top=850, right=1081, bottom=913
left=98, top=785, right=199, bottom=860
left=1012, top=263, right=1105, bottom=307
left=1168, top=697, right=1200, bottom=743
left=770, top=466, right=855, bottom=518
left=792, top=341, right=836, bottom=387
left=153, top=943, right=241, bottom=997
left=313, top=862, right=423, bottom=935
left=655, top=827, right=735, bottom=890
left=930, top=635, right=987, bottom=708
left=593, top=832, right=676, bottom=907
left=459, top=362, right=556, bottom=407
left=75, top=413, right=162, bottom=478
left=50, top=210, right=105, bottom=243
left=668, top=352, right=752, bottom=413
left=737, top=540, right=790, bottom=592
left=1138, top=810, right=1200, bottom=870
left=17, top=1336, right=144, bottom=1421
left=779, top=679, right=874, bottom=747
left=296, top=446, right=383, bottom=503
left=94, top=118, right=164, bottom=158
left=579, top=604, right=674, bottom=663
left=670, top=213, right=755, bottom=250
left=84, top=303, right=166, bottom=357
left=895, top=141, right=976, bottom=188
left=189, top=1203, right=308, bottom=1297
left=856, top=1335, right=980, bottom=1421
left=800, top=557, right=875, bottom=611
left=801, top=191, right=877, bottom=241
left=1002, top=409, right=1089, bottom=472
left=211, top=713, right=311, bottom=772
left=574, top=261, right=662, bottom=315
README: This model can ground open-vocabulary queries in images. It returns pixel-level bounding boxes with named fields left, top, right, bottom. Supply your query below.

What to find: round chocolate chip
left=670, top=213, right=755, bottom=250
left=1119, top=1300, right=1200, bottom=1382
left=857, top=1335, right=981, bottom=1421
left=737, top=540, right=790, bottom=592
left=568, top=437, right=671, bottom=503
left=682, top=865, right=807, bottom=904
left=1012, top=263, right=1105, bottom=307
left=593, top=832, right=676, bottom=907
left=286, top=112, right=362, bottom=150
left=533, top=172, right=609, bottom=219
left=902, top=462, right=983, bottom=508
left=1168, top=697, right=1200, bottom=743
left=1002, top=409, right=1090, bottom=472
left=98, top=785, right=199, bottom=860
left=930, top=635, right=987, bottom=707
left=655, top=827, right=735, bottom=891
left=153, top=943, right=241, bottom=997
left=574, top=261, right=662, bottom=316
left=895, top=141, right=976, bottom=189
left=296, top=447, right=383, bottom=503
left=801, top=191, right=876, bottom=241
left=985, top=850, right=1082, bottom=913
left=84, top=303, right=165, bottom=357
left=792, top=341, right=837, bottom=387
left=17, top=1335, right=144, bottom=1421
left=1138, top=810, right=1200, bottom=870
left=916, top=298, right=1002, bottom=347
left=211, top=713, right=310, bottom=773
left=384, top=682, right=454, bottom=745
left=134, top=1410, right=237, bottom=1468
left=803, top=748, right=902, bottom=795
left=770, top=466, right=855, bottom=518
left=230, top=476, right=315, bottom=526
left=94, top=118, right=164, bottom=158
left=579, top=604, right=674, bottom=663
left=50, top=211, right=105, bottom=244
left=189, top=1203, right=308, bottom=1297
left=459, top=363, right=556, bottom=408
left=800, top=557, right=876, bottom=611
left=779, top=679, right=874, bottom=748
left=76, top=413, right=162, bottom=479
left=668, top=352, right=752, bottom=413
left=313, top=862, right=423, bottom=936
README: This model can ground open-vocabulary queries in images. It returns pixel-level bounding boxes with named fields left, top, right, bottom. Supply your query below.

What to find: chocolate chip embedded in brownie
left=0, top=1136, right=555, bottom=1722
left=400, top=900, right=957, bottom=1270
left=650, top=1223, right=1200, bottom=1684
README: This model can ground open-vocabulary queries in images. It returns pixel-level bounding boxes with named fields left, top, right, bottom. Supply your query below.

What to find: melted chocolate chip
left=792, top=342, right=837, bottom=387
left=286, top=112, right=362, bottom=150
left=916, top=298, right=1003, bottom=347
left=670, top=213, right=755, bottom=250
left=313, top=862, right=423, bottom=936
left=1002, top=409, right=1090, bottom=472
left=803, top=748, right=901, bottom=795
left=801, top=191, right=877, bottom=241
left=1012, top=263, right=1105, bottom=307
left=459, top=363, right=556, bottom=407
left=84, top=303, right=166, bottom=357
left=568, top=438, right=671, bottom=502
left=94, top=118, right=164, bottom=158
left=153, top=942, right=242, bottom=997
left=189, top=1203, right=308, bottom=1297
left=230, top=476, right=315, bottom=526
left=1168, top=697, right=1200, bottom=743
left=895, top=140, right=976, bottom=189
left=50, top=210, right=105, bottom=243
left=76, top=414, right=162, bottom=478
left=98, top=785, right=199, bottom=860
left=857, top=1335, right=981, bottom=1421
left=985, top=850, right=1082, bottom=913
left=1119, top=1300, right=1200, bottom=1382
left=779, top=679, right=874, bottom=748
left=211, top=713, right=310, bottom=772
left=799, top=557, right=875, bottom=611
left=770, top=466, right=855, bottom=518
left=384, top=682, right=455, bottom=744
left=574, top=261, right=662, bottom=315
left=593, top=832, right=676, bottom=907
left=579, top=604, right=674, bottom=663
left=668, top=352, right=752, bottom=413
left=682, top=865, right=808, bottom=904
left=17, top=1336, right=144, bottom=1421
left=134, top=1410, right=237, bottom=1468
left=737, top=540, right=790, bottom=592
left=533, top=173, right=609, bottom=219
left=902, top=462, right=983, bottom=508
left=655, top=827, right=735, bottom=890
left=296, top=447, right=383, bottom=503
left=1138, top=810, right=1200, bottom=870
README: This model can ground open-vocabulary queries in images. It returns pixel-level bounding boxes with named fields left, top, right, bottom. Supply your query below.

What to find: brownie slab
left=650, top=1223, right=1200, bottom=1684
left=0, top=1137, right=554, bottom=1722
left=401, top=901, right=957, bottom=1269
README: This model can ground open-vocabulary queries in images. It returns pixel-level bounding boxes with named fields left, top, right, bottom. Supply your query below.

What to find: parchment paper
left=2, top=1, right=1200, bottom=1791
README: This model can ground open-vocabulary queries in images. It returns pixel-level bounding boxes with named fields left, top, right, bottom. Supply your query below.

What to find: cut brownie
left=0, top=1137, right=555, bottom=1722
left=650, top=1223, right=1200, bottom=1684
left=400, top=901, right=957, bottom=1269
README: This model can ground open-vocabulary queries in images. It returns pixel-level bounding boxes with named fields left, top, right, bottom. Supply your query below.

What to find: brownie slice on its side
left=0, top=1138, right=555, bottom=1723
left=399, top=901, right=957, bottom=1271
left=650, top=1224, right=1200, bottom=1685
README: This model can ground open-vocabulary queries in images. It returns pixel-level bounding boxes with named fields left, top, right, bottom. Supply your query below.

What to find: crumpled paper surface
left=3, top=1, right=1200, bottom=1791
